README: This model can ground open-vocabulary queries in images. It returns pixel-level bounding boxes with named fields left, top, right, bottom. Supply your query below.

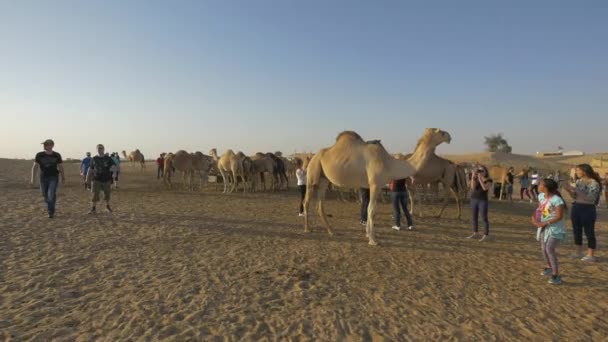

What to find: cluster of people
left=467, top=163, right=602, bottom=285
left=32, top=140, right=119, bottom=218
left=31, top=141, right=603, bottom=286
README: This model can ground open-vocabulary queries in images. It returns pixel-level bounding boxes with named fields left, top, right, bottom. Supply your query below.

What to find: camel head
left=209, top=148, right=218, bottom=158
left=423, top=128, right=451, bottom=146
left=121, top=151, right=127, bottom=159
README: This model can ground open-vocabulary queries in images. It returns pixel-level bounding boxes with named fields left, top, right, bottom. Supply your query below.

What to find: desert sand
left=1, top=157, right=607, bottom=340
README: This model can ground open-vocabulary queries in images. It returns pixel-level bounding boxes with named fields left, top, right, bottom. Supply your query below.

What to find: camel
left=304, top=128, right=451, bottom=245
left=163, top=151, right=214, bottom=191
left=275, top=151, right=296, bottom=183
left=395, top=152, right=468, bottom=219
left=236, top=151, right=255, bottom=192
left=122, top=150, right=145, bottom=170
left=251, top=153, right=276, bottom=191
left=209, top=148, right=244, bottom=193
left=266, top=153, right=289, bottom=190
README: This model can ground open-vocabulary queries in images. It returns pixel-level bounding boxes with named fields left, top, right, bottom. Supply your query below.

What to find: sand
left=1, top=158, right=607, bottom=340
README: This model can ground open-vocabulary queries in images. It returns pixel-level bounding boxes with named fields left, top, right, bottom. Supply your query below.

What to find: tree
left=484, top=133, right=512, bottom=153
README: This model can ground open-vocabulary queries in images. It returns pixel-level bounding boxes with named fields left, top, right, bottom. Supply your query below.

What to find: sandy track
left=1, top=159, right=606, bottom=340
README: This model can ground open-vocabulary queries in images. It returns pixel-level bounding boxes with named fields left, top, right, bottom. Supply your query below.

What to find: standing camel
left=164, top=151, right=212, bottom=191
left=251, top=153, right=276, bottom=191
left=396, top=152, right=468, bottom=219
left=304, top=128, right=451, bottom=245
left=209, top=148, right=243, bottom=193
left=236, top=151, right=255, bottom=192
left=122, top=150, right=145, bottom=170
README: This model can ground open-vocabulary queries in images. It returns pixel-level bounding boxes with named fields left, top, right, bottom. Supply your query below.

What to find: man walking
left=86, top=144, right=116, bottom=214
left=31, top=139, right=65, bottom=218
left=80, top=152, right=92, bottom=189
left=156, top=153, right=165, bottom=180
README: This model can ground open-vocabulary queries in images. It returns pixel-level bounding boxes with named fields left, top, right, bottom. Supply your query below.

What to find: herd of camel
left=122, top=128, right=545, bottom=245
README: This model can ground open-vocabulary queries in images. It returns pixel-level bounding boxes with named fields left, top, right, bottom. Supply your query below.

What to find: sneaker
left=407, top=226, right=415, bottom=231
left=467, top=233, right=479, bottom=239
left=298, top=213, right=305, bottom=217
left=106, top=205, right=113, bottom=213
left=392, top=226, right=401, bottom=231
left=548, top=276, right=562, bottom=285
left=48, top=213, right=54, bottom=219
left=581, top=255, right=597, bottom=262
left=479, top=235, right=489, bottom=242
left=540, top=268, right=552, bottom=276
left=360, top=221, right=367, bottom=226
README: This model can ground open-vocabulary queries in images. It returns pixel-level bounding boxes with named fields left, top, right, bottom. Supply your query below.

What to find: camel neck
left=408, top=145, right=435, bottom=170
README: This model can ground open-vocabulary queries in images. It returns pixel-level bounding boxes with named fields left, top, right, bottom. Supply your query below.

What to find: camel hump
left=336, top=131, right=363, bottom=142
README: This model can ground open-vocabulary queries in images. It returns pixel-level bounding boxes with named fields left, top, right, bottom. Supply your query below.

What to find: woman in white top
left=295, top=158, right=307, bottom=216
left=530, top=170, right=540, bottom=200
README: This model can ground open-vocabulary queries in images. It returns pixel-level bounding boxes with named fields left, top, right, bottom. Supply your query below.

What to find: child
left=295, top=159, right=306, bottom=216
left=530, top=179, right=567, bottom=285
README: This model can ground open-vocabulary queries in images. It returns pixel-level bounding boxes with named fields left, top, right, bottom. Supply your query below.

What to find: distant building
left=536, top=150, right=585, bottom=157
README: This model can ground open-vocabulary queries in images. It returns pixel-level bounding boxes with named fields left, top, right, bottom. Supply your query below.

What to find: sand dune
left=1, top=159, right=607, bottom=340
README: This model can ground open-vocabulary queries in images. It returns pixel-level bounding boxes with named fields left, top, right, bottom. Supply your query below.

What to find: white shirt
left=296, top=168, right=306, bottom=186
left=531, top=173, right=540, bottom=185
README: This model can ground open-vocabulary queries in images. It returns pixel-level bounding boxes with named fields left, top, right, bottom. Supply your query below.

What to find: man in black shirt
left=86, top=144, right=116, bottom=213
left=31, top=139, right=65, bottom=218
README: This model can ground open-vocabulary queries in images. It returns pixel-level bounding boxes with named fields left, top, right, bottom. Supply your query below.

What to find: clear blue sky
left=1, top=0, right=606, bottom=159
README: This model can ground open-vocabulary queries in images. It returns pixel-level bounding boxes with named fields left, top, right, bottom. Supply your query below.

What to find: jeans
left=471, top=198, right=489, bottom=235
left=157, top=166, right=164, bottom=179
left=298, top=185, right=306, bottom=213
left=360, top=188, right=370, bottom=222
left=391, top=191, right=413, bottom=227
left=40, top=176, right=58, bottom=215
left=571, top=203, right=597, bottom=249
left=541, top=231, right=559, bottom=275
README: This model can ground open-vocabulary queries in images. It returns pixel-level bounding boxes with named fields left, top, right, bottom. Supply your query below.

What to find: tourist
left=505, top=167, right=514, bottom=202
left=30, top=139, right=65, bottom=218
left=531, top=179, right=567, bottom=285
left=157, top=153, right=165, bottom=180
left=295, top=158, right=306, bottom=216
left=390, top=178, right=414, bottom=231
left=111, top=152, right=121, bottom=189
left=86, top=144, right=116, bottom=214
left=563, top=164, right=602, bottom=262
left=80, top=152, right=92, bottom=190
left=520, top=170, right=531, bottom=201
left=530, top=170, right=540, bottom=201
left=468, top=165, right=492, bottom=241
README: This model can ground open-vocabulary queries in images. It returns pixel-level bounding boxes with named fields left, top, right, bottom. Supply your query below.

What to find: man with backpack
left=86, top=144, right=116, bottom=214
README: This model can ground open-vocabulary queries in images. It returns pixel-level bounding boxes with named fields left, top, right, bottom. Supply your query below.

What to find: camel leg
left=366, top=185, right=380, bottom=246
left=303, top=184, right=315, bottom=233
left=316, top=178, right=333, bottom=236
left=219, top=169, right=228, bottom=193
left=408, top=188, right=416, bottom=216
left=436, top=184, right=452, bottom=218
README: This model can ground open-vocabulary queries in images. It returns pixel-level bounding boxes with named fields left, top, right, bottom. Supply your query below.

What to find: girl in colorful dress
left=531, top=179, right=567, bottom=285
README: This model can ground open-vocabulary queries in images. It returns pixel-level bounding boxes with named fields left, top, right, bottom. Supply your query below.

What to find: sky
left=1, top=0, right=607, bottom=159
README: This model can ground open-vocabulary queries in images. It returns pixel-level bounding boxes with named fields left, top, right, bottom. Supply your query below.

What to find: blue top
left=536, top=193, right=567, bottom=242
left=111, top=156, right=121, bottom=169
left=81, top=157, right=91, bottom=173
